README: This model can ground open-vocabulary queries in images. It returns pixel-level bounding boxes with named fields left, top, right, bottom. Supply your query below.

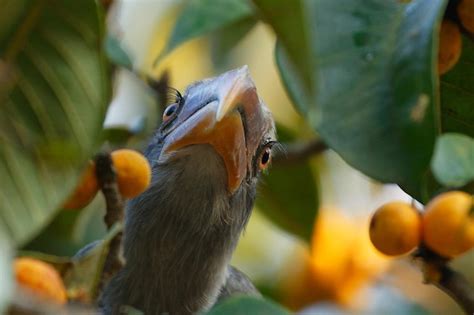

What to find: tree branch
left=415, top=246, right=474, bottom=314
left=273, top=139, right=328, bottom=166
left=94, top=153, right=125, bottom=299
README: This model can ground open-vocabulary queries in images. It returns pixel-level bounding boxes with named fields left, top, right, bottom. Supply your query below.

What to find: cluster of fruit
left=11, top=149, right=152, bottom=306
left=63, top=149, right=151, bottom=209
left=369, top=191, right=473, bottom=258
left=438, top=0, right=474, bottom=74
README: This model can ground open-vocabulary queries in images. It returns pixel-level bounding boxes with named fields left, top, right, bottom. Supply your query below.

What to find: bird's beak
left=161, top=66, right=267, bottom=194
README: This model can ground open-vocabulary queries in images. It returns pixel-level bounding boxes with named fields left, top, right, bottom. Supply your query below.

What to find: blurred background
left=21, top=1, right=473, bottom=314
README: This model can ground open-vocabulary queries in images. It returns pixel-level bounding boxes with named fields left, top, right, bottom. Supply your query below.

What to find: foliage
left=273, top=0, right=446, bottom=201
left=1, top=0, right=474, bottom=313
left=104, top=35, right=133, bottom=70
left=256, top=125, right=319, bottom=242
left=159, top=0, right=255, bottom=61
left=440, top=36, right=474, bottom=137
left=431, top=133, right=474, bottom=188
left=208, top=296, right=290, bottom=315
left=0, top=0, right=109, bottom=246
left=160, top=0, right=473, bottom=234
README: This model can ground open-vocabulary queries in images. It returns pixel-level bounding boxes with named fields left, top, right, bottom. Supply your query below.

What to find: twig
left=414, top=246, right=474, bottom=314
left=273, top=139, right=328, bottom=166
left=94, top=153, right=125, bottom=299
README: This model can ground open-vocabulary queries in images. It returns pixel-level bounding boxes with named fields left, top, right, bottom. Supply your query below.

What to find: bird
left=99, top=66, right=277, bottom=314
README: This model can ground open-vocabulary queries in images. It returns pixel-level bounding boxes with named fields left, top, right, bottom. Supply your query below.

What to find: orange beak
left=160, top=67, right=267, bottom=194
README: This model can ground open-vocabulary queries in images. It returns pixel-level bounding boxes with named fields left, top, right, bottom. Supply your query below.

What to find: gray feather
left=100, top=146, right=257, bottom=314
left=217, top=266, right=261, bottom=302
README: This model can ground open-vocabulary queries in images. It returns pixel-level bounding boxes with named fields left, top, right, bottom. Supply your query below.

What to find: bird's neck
left=101, top=146, right=255, bottom=314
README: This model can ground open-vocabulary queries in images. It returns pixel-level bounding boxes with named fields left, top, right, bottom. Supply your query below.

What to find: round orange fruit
left=438, top=19, right=462, bottom=75
left=369, top=202, right=422, bottom=256
left=423, top=191, right=474, bottom=258
left=111, top=149, right=151, bottom=198
left=14, top=257, right=67, bottom=304
left=63, top=160, right=98, bottom=209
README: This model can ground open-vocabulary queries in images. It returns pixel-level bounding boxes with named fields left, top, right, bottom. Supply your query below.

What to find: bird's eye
left=162, top=103, right=178, bottom=122
left=258, top=147, right=272, bottom=171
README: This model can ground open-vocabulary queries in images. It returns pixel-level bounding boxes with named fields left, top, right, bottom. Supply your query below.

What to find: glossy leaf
left=256, top=125, right=319, bottom=242
left=0, top=0, right=109, bottom=245
left=252, top=0, right=314, bottom=113
left=105, top=35, right=133, bottom=69
left=207, top=296, right=289, bottom=315
left=160, top=0, right=254, bottom=59
left=272, top=0, right=446, bottom=200
left=275, top=41, right=308, bottom=114
left=210, top=16, right=257, bottom=68
left=440, top=35, right=474, bottom=137
left=431, top=133, right=474, bottom=187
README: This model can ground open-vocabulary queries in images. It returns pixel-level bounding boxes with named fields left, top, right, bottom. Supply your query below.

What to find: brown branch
left=94, top=153, right=125, bottom=300
left=415, top=246, right=474, bottom=314
left=273, top=139, right=328, bottom=166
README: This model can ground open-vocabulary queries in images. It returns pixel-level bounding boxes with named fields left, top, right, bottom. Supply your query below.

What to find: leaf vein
left=23, top=46, right=88, bottom=149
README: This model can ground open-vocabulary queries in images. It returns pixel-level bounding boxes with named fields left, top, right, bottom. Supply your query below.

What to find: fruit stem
left=415, top=246, right=474, bottom=314
left=435, top=265, right=474, bottom=315
left=94, top=152, right=125, bottom=301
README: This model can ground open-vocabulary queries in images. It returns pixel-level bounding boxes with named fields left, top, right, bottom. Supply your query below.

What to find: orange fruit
left=458, top=0, right=474, bottom=33
left=423, top=191, right=474, bottom=258
left=438, top=19, right=462, bottom=75
left=63, top=161, right=98, bottom=209
left=369, top=202, right=422, bottom=256
left=111, top=149, right=151, bottom=198
left=14, top=257, right=67, bottom=304
left=279, top=209, right=389, bottom=310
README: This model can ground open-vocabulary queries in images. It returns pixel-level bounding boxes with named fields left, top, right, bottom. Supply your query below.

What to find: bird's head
left=145, top=66, right=275, bottom=192
left=155, top=66, right=275, bottom=192
left=130, top=66, right=275, bottom=236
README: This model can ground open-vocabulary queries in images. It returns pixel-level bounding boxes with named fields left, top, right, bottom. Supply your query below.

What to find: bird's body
left=99, top=67, right=275, bottom=314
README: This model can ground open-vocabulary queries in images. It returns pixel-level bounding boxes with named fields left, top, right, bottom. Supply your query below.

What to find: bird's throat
left=100, top=146, right=255, bottom=314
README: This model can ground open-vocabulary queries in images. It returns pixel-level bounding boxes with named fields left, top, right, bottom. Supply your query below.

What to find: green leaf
left=104, top=35, right=133, bottom=69
left=431, top=133, right=474, bottom=187
left=256, top=125, right=319, bottom=242
left=271, top=0, right=446, bottom=200
left=23, top=196, right=107, bottom=257
left=64, top=223, right=122, bottom=303
left=440, top=35, right=474, bottom=137
left=0, top=0, right=109, bottom=245
left=0, top=233, right=12, bottom=314
left=253, top=0, right=314, bottom=112
left=160, top=0, right=254, bottom=59
left=207, top=296, right=289, bottom=315
left=102, top=127, right=136, bottom=145
left=210, top=16, right=257, bottom=68
left=275, top=41, right=308, bottom=114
